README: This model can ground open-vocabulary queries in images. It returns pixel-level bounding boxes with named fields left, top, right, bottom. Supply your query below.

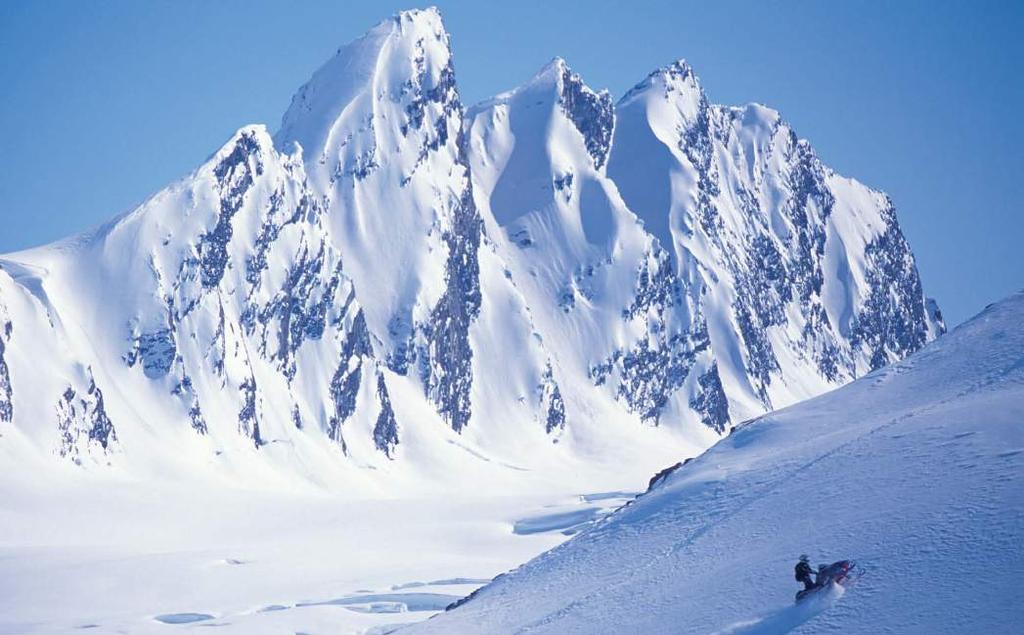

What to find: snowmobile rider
left=795, top=555, right=816, bottom=591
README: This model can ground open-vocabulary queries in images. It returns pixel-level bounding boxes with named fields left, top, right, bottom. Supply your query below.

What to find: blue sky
left=0, top=0, right=1020, bottom=325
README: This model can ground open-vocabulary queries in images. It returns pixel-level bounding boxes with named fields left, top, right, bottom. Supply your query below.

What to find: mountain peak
left=394, top=5, right=442, bottom=23
left=504, top=57, right=613, bottom=169
left=274, top=5, right=456, bottom=161
left=391, top=6, right=448, bottom=42
left=534, top=56, right=569, bottom=80
left=619, top=58, right=705, bottom=108
left=528, top=57, right=609, bottom=99
left=663, top=58, right=697, bottom=79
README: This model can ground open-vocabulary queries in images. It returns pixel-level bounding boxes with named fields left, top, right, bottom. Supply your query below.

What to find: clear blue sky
left=1, top=1, right=1020, bottom=325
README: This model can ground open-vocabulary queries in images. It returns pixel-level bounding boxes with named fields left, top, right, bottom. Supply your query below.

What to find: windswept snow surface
left=410, top=292, right=1024, bottom=634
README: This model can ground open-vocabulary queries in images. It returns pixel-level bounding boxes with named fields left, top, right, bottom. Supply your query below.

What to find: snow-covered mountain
left=408, top=290, right=1024, bottom=635
left=0, top=7, right=942, bottom=478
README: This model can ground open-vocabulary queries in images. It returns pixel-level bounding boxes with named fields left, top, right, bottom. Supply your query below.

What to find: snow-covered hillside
left=409, top=291, right=1024, bottom=634
left=0, top=7, right=942, bottom=480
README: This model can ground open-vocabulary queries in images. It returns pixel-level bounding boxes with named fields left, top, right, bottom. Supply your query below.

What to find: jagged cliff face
left=608, top=61, right=944, bottom=417
left=0, top=8, right=942, bottom=477
left=466, top=58, right=725, bottom=436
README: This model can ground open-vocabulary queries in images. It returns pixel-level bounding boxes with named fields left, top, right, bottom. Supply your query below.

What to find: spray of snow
left=714, top=584, right=845, bottom=635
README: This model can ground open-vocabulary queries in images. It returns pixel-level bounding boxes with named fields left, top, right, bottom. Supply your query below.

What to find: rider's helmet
left=799, top=554, right=809, bottom=562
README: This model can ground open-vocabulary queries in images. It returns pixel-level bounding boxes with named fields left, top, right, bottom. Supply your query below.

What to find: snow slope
left=410, top=291, right=1024, bottom=634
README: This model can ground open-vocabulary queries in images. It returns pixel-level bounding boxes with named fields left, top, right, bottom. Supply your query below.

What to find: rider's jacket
left=795, top=561, right=813, bottom=580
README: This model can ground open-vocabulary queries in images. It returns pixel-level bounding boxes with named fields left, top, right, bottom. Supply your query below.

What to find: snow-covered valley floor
left=0, top=468, right=636, bottom=634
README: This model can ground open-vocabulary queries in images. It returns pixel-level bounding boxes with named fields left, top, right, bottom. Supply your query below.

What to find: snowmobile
left=795, top=560, right=859, bottom=603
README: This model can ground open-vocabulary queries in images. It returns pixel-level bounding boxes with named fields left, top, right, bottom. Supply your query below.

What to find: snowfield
left=0, top=456, right=643, bottom=634
left=409, top=291, right=1024, bottom=634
